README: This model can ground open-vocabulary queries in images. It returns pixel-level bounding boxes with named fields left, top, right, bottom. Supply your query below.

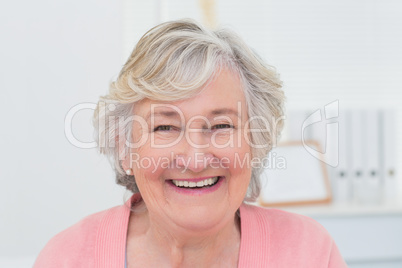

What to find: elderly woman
left=35, top=19, right=346, bottom=267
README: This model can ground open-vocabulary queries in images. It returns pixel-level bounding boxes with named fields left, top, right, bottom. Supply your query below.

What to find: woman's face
left=126, top=69, right=252, bottom=232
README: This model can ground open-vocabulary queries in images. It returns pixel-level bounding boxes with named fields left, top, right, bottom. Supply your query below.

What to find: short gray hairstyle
left=93, top=19, right=285, bottom=202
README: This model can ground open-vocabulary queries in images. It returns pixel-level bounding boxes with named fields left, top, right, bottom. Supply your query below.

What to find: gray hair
left=93, top=19, right=285, bottom=202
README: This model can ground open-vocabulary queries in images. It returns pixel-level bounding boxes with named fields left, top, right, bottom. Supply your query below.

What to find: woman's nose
left=174, top=129, right=216, bottom=173
left=175, top=152, right=215, bottom=173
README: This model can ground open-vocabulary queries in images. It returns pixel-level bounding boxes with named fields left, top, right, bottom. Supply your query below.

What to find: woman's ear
left=117, top=133, right=133, bottom=174
left=121, top=152, right=134, bottom=175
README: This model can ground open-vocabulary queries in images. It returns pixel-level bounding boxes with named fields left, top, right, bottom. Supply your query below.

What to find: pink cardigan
left=34, top=195, right=347, bottom=267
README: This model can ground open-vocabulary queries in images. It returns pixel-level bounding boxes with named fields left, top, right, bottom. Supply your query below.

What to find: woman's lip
left=168, top=176, right=223, bottom=183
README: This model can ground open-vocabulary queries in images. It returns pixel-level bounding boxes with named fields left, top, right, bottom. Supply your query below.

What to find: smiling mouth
left=170, top=176, right=221, bottom=189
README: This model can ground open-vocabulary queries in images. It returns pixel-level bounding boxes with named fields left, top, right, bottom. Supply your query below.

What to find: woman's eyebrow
left=209, top=108, right=241, bottom=118
left=146, top=110, right=181, bottom=121
left=144, top=108, right=241, bottom=121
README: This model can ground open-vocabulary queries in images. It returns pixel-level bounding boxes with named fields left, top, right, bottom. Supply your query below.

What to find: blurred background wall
left=0, top=0, right=401, bottom=267
left=0, top=1, right=126, bottom=266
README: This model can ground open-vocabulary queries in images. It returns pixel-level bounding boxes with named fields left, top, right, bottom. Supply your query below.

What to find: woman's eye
left=154, top=125, right=173, bottom=131
left=212, top=124, right=234, bottom=130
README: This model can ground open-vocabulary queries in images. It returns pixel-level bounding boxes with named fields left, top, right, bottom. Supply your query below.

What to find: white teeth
left=172, top=176, right=219, bottom=188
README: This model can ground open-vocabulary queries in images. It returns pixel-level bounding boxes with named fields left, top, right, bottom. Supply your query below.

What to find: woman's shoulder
left=239, top=205, right=332, bottom=250
left=34, top=203, right=129, bottom=268
left=240, top=203, right=328, bottom=236
left=239, top=204, right=347, bottom=267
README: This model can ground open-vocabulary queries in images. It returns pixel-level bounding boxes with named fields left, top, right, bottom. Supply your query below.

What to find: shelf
left=252, top=199, right=402, bottom=218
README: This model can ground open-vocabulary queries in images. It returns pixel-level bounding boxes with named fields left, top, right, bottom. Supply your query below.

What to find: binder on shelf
left=333, top=109, right=351, bottom=203
left=381, top=109, right=397, bottom=203
left=350, top=109, right=365, bottom=203
left=363, top=109, right=381, bottom=203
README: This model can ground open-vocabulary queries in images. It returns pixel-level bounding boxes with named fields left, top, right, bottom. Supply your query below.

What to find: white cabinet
left=270, top=203, right=402, bottom=267
left=316, top=215, right=402, bottom=267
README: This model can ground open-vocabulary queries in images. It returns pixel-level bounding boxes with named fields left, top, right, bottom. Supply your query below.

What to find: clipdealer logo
left=302, top=100, right=339, bottom=167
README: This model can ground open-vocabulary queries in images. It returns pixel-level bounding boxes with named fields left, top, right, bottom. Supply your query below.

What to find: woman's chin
left=159, top=201, right=233, bottom=235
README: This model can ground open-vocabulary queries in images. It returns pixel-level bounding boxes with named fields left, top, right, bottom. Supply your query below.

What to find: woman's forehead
left=134, top=70, right=247, bottom=119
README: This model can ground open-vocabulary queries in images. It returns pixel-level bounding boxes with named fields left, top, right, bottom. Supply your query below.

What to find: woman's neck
left=127, top=205, right=241, bottom=267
